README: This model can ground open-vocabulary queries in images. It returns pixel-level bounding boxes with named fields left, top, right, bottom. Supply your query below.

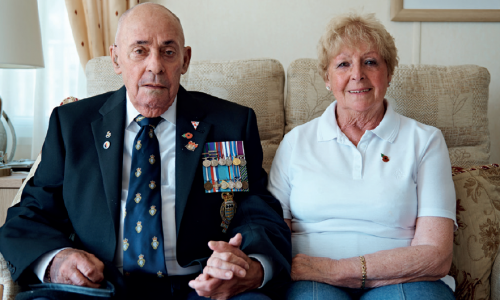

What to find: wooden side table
left=0, top=173, right=27, bottom=226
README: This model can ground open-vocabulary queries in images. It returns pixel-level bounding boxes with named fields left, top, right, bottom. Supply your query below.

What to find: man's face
left=110, top=6, right=191, bottom=117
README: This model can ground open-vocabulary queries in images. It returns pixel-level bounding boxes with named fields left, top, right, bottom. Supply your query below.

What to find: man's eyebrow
left=130, top=40, right=177, bottom=46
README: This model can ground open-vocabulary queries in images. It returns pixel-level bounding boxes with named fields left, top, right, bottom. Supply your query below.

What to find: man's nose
left=146, top=51, right=165, bottom=74
left=350, top=63, right=365, bottom=82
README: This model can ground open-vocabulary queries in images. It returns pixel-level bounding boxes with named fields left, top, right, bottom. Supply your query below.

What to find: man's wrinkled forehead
left=116, top=3, right=185, bottom=46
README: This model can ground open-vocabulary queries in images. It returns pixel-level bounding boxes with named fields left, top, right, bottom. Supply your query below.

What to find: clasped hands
left=189, top=233, right=264, bottom=300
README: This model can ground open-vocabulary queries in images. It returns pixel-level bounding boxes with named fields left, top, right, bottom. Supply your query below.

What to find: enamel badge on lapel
left=182, top=132, right=193, bottom=139
left=220, top=192, right=237, bottom=233
left=191, top=121, right=199, bottom=130
left=103, top=141, right=110, bottom=149
left=106, top=131, right=111, bottom=138
left=185, top=141, right=198, bottom=151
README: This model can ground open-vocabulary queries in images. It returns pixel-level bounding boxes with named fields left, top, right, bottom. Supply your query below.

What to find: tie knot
left=135, top=115, right=163, bottom=128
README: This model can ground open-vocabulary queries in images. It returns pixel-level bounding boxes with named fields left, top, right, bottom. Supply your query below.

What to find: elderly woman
left=268, top=13, right=456, bottom=300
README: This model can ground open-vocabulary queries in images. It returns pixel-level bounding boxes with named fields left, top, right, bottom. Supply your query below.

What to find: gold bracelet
left=359, top=255, right=367, bottom=289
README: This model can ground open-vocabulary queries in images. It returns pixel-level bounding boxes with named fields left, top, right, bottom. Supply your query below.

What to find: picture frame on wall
left=390, top=0, right=500, bottom=22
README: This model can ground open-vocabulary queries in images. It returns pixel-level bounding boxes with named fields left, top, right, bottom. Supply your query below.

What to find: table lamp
left=0, top=0, right=44, bottom=176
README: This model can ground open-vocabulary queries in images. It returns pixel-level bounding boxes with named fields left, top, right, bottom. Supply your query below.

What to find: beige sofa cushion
left=450, top=164, right=500, bottom=300
left=285, top=59, right=490, bottom=167
left=86, top=57, right=285, bottom=173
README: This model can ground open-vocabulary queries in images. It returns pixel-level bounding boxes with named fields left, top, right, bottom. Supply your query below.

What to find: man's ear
left=109, top=44, right=122, bottom=75
left=180, top=46, right=192, bottom=75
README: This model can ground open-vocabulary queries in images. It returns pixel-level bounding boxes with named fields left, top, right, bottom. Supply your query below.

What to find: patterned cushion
left=86, top=57, right=285, bottom=173
left=450, top=164, right=500, bottom=300
left=285, top=59, right=490, bottom=167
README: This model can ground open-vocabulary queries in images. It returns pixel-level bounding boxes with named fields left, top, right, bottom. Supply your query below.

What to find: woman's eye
left=365, top=60, right=377, bottom=65
left=337, top=62, right=349, bottom=68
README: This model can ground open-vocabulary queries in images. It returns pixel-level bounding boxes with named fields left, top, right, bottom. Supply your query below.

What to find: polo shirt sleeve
left=268, top=135, right=293, bottom=219
left=416, top=129, right=457, bottom=229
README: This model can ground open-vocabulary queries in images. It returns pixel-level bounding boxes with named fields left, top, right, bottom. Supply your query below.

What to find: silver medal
left=211, top=159, right=219, bottom=167
left=235, top=180, right=243, bottom=189
left=203, top=159, right=211, bottom=168
left=228, top=180, right=235, bottom=189
left=225, top=158, right=232, bottom=166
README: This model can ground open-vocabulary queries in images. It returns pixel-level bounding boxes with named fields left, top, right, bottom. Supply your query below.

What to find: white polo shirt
left=268, top=100, right=457, bottom=261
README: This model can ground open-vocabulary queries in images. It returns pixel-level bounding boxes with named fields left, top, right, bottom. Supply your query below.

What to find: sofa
left=0, top=56, right=498, bottom=300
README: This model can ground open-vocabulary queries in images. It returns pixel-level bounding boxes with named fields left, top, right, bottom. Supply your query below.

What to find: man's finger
left=68, top=269, right=101, bottom=288
left=228, top=233, right=242, bottom=248
left=203, top=263, right=247, bottom=280
left=208, top=252, right=249, bottom=270
left=189, top=276, right=223, bottom=293
left=77, top=253, right=105, bottom=283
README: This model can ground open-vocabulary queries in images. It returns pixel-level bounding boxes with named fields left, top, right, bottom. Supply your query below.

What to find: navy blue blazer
left=0, top=86, right=291, bottom=295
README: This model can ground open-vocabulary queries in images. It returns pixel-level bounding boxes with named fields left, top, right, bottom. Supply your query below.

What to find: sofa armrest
left=0, top=252, right=21, bottom=300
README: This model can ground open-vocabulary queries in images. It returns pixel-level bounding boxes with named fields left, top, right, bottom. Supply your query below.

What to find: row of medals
left=203, top=152, right=248, bottom=191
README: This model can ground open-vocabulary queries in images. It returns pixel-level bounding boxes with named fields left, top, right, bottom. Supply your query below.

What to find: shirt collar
left=317, top=99, right=400, bottom=143
left=125, top=92, right=177, bottom=128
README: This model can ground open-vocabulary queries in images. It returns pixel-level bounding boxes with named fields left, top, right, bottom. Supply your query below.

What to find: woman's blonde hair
left=317, top=12, right=399, bottom=80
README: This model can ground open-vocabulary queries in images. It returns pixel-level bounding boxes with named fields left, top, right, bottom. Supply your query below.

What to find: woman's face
left=325, top=43, right=391, bottom=114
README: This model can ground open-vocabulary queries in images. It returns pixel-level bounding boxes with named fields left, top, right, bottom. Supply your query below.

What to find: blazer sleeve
left=227, top=107, right=292, bottom=292
left=0, top=106, right=75, bottom=282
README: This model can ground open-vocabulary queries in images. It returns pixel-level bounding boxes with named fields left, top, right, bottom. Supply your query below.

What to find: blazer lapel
left=175, top=87, right=211, bottom=235
left=91, top=86, right=127, bottom=237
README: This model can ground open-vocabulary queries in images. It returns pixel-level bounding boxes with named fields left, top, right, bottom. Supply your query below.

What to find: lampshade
left=0, top=0, right=44, bottom=69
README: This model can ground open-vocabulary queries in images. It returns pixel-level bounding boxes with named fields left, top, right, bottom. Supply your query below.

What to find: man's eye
left=165, top=50, right=175, bottom=56
left=134, top=49, right=144, bottom=54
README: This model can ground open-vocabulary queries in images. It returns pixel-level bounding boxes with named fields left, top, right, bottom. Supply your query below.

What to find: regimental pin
left=103, top=141, right=110, bottom=149
left=149, top=181, right=156, bottom=189
left=381, top=153, right=390, bottom=162
left=191, top=121, right=199, bottom=130
left=134, top=193, right=141, bottom=203
left=136, top=221, right=142, bottom=233
left=135, top=168, right=142, bottom=177
left=106, top=131, right=111, bottom=138
left=151, top=236, right=159, bottom=250
left=220, top=192, right=237, bottom=233
left=182, top=132, right=193, bottom=139
left=137, top=254, right=145, bottom=267
left=149, top=155, right=156, bottom=165
left=149, top=205, right=157, bottom=216
left=157, top=271, right=164, bottom=278
left=123, top=238, right=129, bottom=251
left=185, top=141, right=198, bottom=151
left=135, top=140, right=142, bottom=150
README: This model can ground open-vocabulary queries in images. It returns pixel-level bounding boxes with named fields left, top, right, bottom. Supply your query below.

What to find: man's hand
left=49, top=248, right=105, bottom=288
left=188, top=233, right=264, bottom=300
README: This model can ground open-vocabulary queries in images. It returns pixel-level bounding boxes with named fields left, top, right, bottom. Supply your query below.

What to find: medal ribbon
left=237, top=141, right=249, bottom=191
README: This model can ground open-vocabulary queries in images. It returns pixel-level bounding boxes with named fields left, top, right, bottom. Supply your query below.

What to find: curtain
left=65, top=0, right=145, bottom=70
left=0, top=0, right=86, bottom=160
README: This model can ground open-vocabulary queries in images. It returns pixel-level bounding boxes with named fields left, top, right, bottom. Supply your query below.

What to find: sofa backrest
left=286, top=59, right=491, bottom=167
left=86, top=57, right=285, bottom=173
left=86, top=56, right=491, bottom=170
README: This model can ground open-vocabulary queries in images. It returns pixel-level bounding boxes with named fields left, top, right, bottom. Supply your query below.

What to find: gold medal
left=220, top=180, right=229, bottom=189
left=233, top=157, right=241, bottom=165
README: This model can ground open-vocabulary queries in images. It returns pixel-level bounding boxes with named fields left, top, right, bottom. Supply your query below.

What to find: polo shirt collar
left=317, top=99, right=400, bottom=143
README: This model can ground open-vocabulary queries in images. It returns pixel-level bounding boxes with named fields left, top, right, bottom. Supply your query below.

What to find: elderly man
left=0, top=3, right=291, bottom=300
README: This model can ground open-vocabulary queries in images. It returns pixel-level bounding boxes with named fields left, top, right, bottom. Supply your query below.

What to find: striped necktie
left=123, top=115, right=167, bottom=278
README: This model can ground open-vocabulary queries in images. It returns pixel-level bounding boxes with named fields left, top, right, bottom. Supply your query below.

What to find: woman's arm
left=290, top=216, right=454, bottom=288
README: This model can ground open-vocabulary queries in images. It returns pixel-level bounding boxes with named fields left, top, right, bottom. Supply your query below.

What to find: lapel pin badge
left=182, top=132, right=193, bottom=139
left=185, top=141, right=198, bottom=151
left=103, top=141, right=111, bottom=149
left=381, top=153, right=389, bottom=162
left=106, top=131, right=111, bottom=138
left=191, top=121, right=199, bottom=130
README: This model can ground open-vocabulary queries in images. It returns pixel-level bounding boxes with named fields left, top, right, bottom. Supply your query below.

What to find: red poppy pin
left=381, top=153, right=389, bottom=162
left=182, top=132, right=193, bottom=139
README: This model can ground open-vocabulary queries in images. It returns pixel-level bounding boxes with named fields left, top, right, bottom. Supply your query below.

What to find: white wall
left=154, top=0, right=500, bottom=163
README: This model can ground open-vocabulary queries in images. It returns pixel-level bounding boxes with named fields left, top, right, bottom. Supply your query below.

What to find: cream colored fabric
left=65, top=0, right=143, bottom=70
left=450, top=164, right=500, bottom=300
left=285, top=59, right=491, bottom=167
left=86, top=57, right=286, bottom=173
